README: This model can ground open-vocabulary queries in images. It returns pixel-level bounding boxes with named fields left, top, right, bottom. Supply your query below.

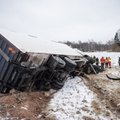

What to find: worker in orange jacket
left=105, top=57, right=109, bottom=68
left=100, top=57, right=105, bottom=70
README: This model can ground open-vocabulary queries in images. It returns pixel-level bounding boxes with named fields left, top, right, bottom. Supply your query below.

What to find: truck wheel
left=47, top=55, right=66, bottom=69
left=57, top=57, right=66, bottom=69
left=43, top=82, right=51, bottom=91
left=51, top=81, right=64, bottom=90
left=63, top=57, right=77, bottom=72
left=35, top=79, right=51, bottom=91
left=0, top=86, right=11, bottom=93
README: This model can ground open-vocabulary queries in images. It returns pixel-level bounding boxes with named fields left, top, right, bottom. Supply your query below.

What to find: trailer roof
left=0, top=29, right=83, bottom=56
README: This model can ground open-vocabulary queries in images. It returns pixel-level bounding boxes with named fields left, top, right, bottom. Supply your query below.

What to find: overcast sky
left=0, top=0, right=120, bottom=43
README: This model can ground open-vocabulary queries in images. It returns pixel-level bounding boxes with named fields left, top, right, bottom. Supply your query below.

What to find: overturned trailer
left=0, top=30, right=87, bottom=93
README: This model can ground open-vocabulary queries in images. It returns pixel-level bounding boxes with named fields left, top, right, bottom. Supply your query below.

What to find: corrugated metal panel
left=0, top=34, right=20, bottom=81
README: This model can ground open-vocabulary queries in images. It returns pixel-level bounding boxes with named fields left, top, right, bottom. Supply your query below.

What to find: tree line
left=61, top=29, right=120, bottom=52
left=63, top=40, right=113, bottom=52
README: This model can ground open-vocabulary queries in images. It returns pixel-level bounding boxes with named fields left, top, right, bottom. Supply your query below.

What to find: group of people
left=93, top=56, right=111, bottom=70
left=100, top=56, right=111, bottom=70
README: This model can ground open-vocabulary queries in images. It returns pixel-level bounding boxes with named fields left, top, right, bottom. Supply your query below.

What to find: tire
left=56, top=57, right=66, bottom=69
left=51, top=81, right=64, bottom=90
left=35, top=79, right=51, bottom=91
left=47, top=55, right=66, bottom=69
left=63, top=57, right=77, bottom=72
left=0, top=85, right=10, bottom=93
left=29, top=67, right=47, bottom=91
left=43, top=82, right=51, bottom=91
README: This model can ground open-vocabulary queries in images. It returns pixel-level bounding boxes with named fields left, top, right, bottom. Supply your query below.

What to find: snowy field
left=47, top=77, right=117, bottom=120
left=47, top=52, right=120, bottom=120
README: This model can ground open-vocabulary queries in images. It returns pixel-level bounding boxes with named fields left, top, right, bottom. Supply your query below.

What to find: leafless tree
left=63, top=40, right=113, bottom=52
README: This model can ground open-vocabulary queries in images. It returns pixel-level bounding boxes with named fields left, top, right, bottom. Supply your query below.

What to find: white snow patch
left=47, top=77, right=116, bottom=120
left=109, top=70, right=120, bottom=76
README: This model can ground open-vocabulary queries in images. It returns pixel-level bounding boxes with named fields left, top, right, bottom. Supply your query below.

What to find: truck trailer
left=0, top=29, right=85, bottom=93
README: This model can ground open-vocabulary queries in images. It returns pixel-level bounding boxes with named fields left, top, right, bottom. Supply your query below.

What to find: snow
left=47, top=52, right=120, bottom=120
left=113, top=71, right=120, bottom=76
left=47, top=77, right=117, bottom=120
left=47, top=77, right=95, bottom=119
left=0, top=28, right=82, bottom=56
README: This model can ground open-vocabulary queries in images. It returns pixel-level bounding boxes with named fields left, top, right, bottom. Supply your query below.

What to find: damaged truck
left=0, top=30, right=100, bottom=93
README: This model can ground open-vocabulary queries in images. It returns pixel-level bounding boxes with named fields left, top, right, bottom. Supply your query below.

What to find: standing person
left=118, top=57, right=120, bottom=66
left=105, top=57, right=109, bottom=68
left=96, top=57, right=99, bottom=66
left=108, top=57, right=111, bottom=68
left=100, top=57, right=105, bottom=70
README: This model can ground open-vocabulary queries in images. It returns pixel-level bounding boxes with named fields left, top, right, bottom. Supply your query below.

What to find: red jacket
left=100, top=57, right=105, bottom=63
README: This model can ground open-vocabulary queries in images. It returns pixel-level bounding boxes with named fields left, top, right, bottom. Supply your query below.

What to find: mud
left=83, top=67, right=120, bottom=118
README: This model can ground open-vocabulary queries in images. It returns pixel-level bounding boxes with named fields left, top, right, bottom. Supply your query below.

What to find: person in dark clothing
left=118, top=57, right=120, bottom=66
left=105, top=57, right=109, bottom=68
left=95, top=57, right=99, bottom=66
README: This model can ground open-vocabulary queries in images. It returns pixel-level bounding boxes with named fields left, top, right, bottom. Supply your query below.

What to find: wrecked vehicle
left=0, top=30, right=101, bottom=93
left=70, top=55, right=102, bottom=77
left=0, top=30, right=81, bottom=93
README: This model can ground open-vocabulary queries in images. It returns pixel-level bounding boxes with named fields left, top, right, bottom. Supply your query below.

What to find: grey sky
left=0, top=0, right=120, bottom=43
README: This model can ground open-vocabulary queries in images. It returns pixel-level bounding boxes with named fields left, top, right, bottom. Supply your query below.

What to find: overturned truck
left=0, top=30, right=100, bottom=93
left=0, top=30, right=83, bottom=93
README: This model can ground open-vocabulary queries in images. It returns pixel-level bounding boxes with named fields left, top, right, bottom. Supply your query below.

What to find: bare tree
left=63, top=40, right=112, bottom=52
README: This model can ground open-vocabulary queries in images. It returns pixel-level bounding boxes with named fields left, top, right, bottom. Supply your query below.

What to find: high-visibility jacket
left=108, top=57, right=111, bottom=62
left=105, top=58, right=109, bottom=63
left=100, top=57, right=105, bottom=63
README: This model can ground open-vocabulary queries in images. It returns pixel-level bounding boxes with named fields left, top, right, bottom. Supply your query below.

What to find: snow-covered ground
left=47, top=52, right=120, bottom=120
left=48, top=77, right=96, bottom=120
left=47, top=77, right=118, bottom=120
